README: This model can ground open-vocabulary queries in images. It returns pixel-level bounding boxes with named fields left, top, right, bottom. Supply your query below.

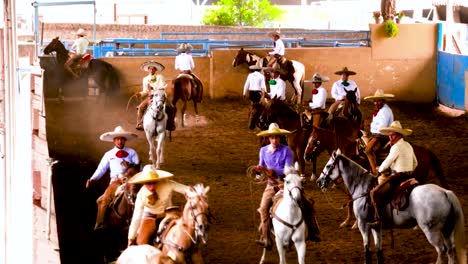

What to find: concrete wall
left=103, top=23, right=438, bottom=103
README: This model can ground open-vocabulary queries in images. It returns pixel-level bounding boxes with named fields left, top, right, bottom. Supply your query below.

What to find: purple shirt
left=258, top=144, right=293, bottom=177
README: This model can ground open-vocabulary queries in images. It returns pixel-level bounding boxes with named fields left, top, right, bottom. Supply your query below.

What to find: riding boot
left=255, top=222, right=272, bottom=250
left=136, top=107, right=144, bottom=130
left=95, top=195, right=108, bottom=230
left=369, top=184, right=387, bottom=228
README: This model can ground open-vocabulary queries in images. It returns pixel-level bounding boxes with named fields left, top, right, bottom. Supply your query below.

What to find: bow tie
left=373, top=109, right=379, bottom=117
left=312, top=88, right=318, bottom=95
left=116, top=150, right=129, bottom=158
left=341, top=81, right=349, bottom=87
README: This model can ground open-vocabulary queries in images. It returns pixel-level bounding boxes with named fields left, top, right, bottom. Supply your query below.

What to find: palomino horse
left=317, top=151, right=466, bottom=264
left=169, top=74, right=203, bottom=128
left=158, top=184, right=211, bottom=264
left=143, top=91, right=168, bottom=169
left=259, top=97, right=311, bottom=178
left=232, top=48, right=305, bottom=104
left=259, top=163, right=307, bottom=264
left=305, top=126, right=450, bottom=228
left=42, top=37, right=120, bottom=100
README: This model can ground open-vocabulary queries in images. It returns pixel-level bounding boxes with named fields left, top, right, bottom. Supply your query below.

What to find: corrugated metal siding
left=437, top=51, right=468, bottom=110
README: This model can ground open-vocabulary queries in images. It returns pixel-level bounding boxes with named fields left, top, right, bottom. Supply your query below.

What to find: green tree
left=202, top=0, right=284, bottom=27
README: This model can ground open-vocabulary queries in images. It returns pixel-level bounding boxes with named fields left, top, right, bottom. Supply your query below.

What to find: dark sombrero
left=140, top=60, right=165, bottom=72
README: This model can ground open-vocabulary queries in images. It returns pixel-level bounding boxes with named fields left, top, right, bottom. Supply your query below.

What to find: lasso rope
left=246, top=165, right=269, bottom=231
left=322, top=190, right=347, bottom=210
left=126, top=93, right=140, bottom=113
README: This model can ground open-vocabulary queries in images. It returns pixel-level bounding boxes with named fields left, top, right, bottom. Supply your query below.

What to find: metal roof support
left=31, top=1, right=96, bottom=58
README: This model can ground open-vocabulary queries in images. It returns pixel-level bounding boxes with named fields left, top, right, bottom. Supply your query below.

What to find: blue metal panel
left=437, top=51, right=468, bottom=110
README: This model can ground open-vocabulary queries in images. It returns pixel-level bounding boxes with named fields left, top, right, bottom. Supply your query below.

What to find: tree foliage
left=202, top=0, right=284, bottom=27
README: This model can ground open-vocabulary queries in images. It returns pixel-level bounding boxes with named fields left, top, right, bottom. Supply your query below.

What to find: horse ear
left=354, top=88, right=357, bottom=93
left=55, top=37, right=59, bottom=40
left=336, top=148, right=342, bottom=155
left=294, top=162, right=300, bottom=171
left=203, top=186, right=210, bottom=195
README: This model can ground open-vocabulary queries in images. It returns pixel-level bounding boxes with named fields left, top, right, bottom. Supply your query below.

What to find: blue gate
left=437, top=51, right=468, bottom=110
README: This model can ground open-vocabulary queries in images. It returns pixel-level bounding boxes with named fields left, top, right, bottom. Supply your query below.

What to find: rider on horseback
left=85, top=126, right=140, bottom=230
left=136, top=61, right=176, bottom=131
left=127, top=165, right=189, bottom=246
left=303, top=73, right=329, bottom=128
left=369, top=121, right=418, bottom=228
left=254, top=123, right=321, bottom=249
left=363, top=89, right=395, bottom=175
left=266, top=31, right=285, bottom=69
left=328, top=67, right=361, bottom=116
left=175, top=43, right=203, bottom=103
left=264, top=64, right=287, bottom=101
left=64, top=28, right=90, bottom=79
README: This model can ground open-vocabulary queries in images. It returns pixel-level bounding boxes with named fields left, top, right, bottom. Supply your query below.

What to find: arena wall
left=100, top=24, right=437, bottom=103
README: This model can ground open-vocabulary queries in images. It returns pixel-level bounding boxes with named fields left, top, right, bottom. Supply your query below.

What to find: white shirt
left=243, top=71, right=266, bottom=96
left=269, top=78, right=286, bottom=100
left=378, top=138, right=418, bottom=173
left=370, top=104, right=394, bottom=134
left=90, top=147, right=139, bottom=182
left=128, top=180, right=190, bottom=240
left=175, top=53, right=194, bottom=71
left=269, top=39, right=285, bottom=56
left=71, top=37, right=90, bottom=55
left=330, top=79, right=361, bottom=104
left=309, top=86, right=327, bottom=109
left=141, top=73, right=167, bottom=96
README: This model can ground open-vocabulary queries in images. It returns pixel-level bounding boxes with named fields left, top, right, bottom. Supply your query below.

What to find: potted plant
left=395, top=11, right=405, bottom=23
left=373, top=11, right=381, bottom=24
left=384, top=20, right=399, bottom=37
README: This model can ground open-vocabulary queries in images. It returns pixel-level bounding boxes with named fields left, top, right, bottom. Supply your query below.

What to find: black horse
left=42, top=37, right=120, bottom=100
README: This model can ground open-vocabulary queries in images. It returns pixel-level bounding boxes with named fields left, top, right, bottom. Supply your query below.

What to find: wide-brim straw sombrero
left=100, top=126, right=138, bottom=142
left=334, top=66, right=356, bottom=75
left=257, top=123, right=291, bottom=137
left=307, top=72, right=329, bottom=83
left=267, top=31, right=281, bottom=38
left=175, top=43, right=193, bottom=52
left=378, top=121, right=412, bottom=136
left=140, top=60, right=165, bottom=72
left=128, top=164, right=174, bottom=184
left=76, top=28, right=87, bottom=36
left=364, top=89, right=395, bottom=101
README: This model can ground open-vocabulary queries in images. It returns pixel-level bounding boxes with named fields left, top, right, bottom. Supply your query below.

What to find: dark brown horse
left=168, top=74, right=203, bottom=128
left=232, top=48, right=305, bottom=104
left=259, top=97, right=311, bottom=177
left=248, top=102, right=266, bottom=130
left=305, top=126, right=449, bottom=228
left=42, top=37, right=120, bottom=100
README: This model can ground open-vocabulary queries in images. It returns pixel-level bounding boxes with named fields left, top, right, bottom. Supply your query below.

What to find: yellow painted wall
left=101, top=24, right=438, bottom=103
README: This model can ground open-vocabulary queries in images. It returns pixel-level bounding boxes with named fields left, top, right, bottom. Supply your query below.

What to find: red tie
left=116, top=150, right=129, bottom=158
left=373, top=109, right=379, bottom=117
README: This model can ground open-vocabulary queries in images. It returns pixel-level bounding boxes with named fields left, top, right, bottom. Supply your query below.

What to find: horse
left=102, top=165, right=141, bottom=262
left=169, top=73, right=203, bottom=128
left=259, top=163, right=307, bottom=264
left=42, top=37, right=120, bottom=100
left=143, top=91, right=168, bottom=169
left=117, top=245, right=175, bottom=264
left=305, top=126, right=450, bottom=228
left=259, top=97, right=311, bottom=178
left=248, top=102, right=266, bottom=130
left=316, top=151, right=466, bottom=264
left=158, top=184, right=211, bottom=264
left=232, top=48, right=305, bottom=104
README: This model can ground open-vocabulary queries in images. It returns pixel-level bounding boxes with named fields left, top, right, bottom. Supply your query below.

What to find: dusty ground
left=45, top=94, right=468, bottom=264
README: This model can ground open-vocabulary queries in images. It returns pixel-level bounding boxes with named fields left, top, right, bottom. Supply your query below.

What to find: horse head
left=283, top=163, right=303, bottom=206
left=304, top=127, right=336, bottom=162
left=232, top=48, right=248, bottom=67
left=149, top=91, right=167, bottom=120
left=43, top=37, right=60, bottom=55
left=184, top=184, right=211, bottom=244
left=316, top=150, right=341, bottom=190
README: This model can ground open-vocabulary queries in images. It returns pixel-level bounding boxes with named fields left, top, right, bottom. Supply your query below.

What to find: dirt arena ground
left=45, top=93, right=468, bottom=264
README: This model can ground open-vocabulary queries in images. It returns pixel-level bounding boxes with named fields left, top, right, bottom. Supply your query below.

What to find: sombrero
left=308, top=72, right=329, bottom=83
left=128, top=165, right=174, bottom=184
left=140, top=60, right=165, bottom=72
left=364, top=89, right=395, bottom=101
left=378, top=121, right=412, bottom=136
left=334, top=66, right=356, bottom=76
left=249, top=65, right=263, bottom=70
left=267, top=31, right=281, bottom=38
left=256, top=123, right=291, bottom=137
left=76, top=28, right=87, bottom=36
left=175, top=43, right=193, bottom=52
left=99, top=126, right=138, bottom=142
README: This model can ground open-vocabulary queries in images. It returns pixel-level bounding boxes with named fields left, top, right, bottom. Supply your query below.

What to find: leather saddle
left=390, top=178, right=419, bottom=211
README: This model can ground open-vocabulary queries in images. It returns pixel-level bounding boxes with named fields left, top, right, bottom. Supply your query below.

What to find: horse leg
left=193, top=100, right=200, bottom=125
left=156, top=131, right=166, bottom=169
left=275, top=236, right=287, bottom=264
left=259, top=248, right=267, bottom=264
left=357, top=219, right=373, bottom=264
left=294, top=239, right=306, bottom=264
left=181, top=101, right=188, bottom=128
left=146, top=133, right=156, bottom=165
left=419, top=224, right=447, bottom=264
left=310, top=156, right=317, bottom=182
left=371, top=228, right=383, bottom=264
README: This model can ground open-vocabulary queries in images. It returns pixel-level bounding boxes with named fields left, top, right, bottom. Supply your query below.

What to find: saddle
left=390, top=178, right=419, bottom=211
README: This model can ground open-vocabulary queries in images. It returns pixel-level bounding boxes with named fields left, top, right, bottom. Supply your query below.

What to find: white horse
left=143, top=91, right=167, bottom=169
left=317, top=150, right=466, bottom=264
left=260, top=163, right=306, bottom=264
left=116, top=244, right=174, bottom=264
left=232, top=48, right=305, bottom=104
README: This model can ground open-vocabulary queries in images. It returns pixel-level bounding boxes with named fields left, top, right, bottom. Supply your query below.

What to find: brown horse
left=157, top=184, right=211, bottom=264
left=259, top=97, right=311, bottom=177
left=305, top=126, right=449, bottom=228
left=169, top=74, right=203, bottom=127
left=232, top=48, right=305, bottom=104
left=248, top=102, right=266, bottom=130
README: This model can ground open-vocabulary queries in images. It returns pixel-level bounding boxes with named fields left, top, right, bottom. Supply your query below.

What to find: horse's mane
left=336, top=153, right=368, bottom=174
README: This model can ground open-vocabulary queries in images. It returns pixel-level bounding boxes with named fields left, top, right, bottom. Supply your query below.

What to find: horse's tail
left=445, top=190, right=466, bottom=264
left=427, top=150, right=449, bottom=189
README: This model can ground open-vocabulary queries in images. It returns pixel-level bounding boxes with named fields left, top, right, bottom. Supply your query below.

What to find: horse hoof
left=351, top=221, right=358, bottom=229
left=339, top=221, right=350, bottom=228
left=310, top=174, right=317, bottom=182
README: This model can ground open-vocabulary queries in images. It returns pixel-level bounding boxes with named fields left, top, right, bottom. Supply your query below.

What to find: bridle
left=271, top=174, right=304, bottom=230
left=149, top=93, right=166, bottom=121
